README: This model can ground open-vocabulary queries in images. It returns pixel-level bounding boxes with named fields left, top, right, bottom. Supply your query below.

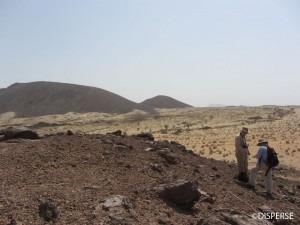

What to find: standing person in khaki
left=235, top=127, right=250, bottom=182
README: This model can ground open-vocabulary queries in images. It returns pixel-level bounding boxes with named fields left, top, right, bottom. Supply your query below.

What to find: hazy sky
left=0, top=0, right=299, bottom=107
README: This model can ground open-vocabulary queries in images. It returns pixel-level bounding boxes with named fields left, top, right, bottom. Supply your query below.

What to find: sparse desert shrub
left=248, top=116, right=263, bottom=120
left=199, top=150, right=205, bottom=155
left=173, top=128, right=183, bottom=135
left=160, top=129, right=168, bottom=134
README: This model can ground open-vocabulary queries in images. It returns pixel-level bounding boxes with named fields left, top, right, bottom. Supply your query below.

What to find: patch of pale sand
left=152, top=107, right=300, bottom=169
left=1, top=106, right=299, bottom=169
left=0, top=112, right=18, bottom=128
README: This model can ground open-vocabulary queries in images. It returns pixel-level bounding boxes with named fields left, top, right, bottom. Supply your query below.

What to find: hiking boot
left=237, top=172, right=249, bottom=182
left=266, top=192, right=274, bottom=199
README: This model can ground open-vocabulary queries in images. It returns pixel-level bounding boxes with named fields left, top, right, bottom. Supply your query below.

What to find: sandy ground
left=1, top=106, right=299, bottom=171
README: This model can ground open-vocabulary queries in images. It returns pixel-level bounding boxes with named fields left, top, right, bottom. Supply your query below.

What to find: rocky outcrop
left=155, top=180, right=200, bottom=209
left=94, top=195, right=133, bottom=224
left=0, top=127, right=39, bottom=141
left=0, top=133, right=299, bottom=224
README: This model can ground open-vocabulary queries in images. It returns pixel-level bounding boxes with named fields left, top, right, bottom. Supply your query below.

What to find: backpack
left=265, top=147, right=279, bottom=176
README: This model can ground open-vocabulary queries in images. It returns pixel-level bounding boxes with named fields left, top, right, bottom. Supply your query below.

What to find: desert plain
left=1, top=105, right=300, bottom=224
left=1, top=105, right=299, bottom=174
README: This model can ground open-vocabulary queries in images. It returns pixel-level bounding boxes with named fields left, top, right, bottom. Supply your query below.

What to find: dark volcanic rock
left=136, top=132, right=154, bottom=141
left=0, top=133, right=299, bottom=224
left=1, top=127, right=39, bottom=141
left=157, top=149, right=178, bottom=165
left=38, top=199, right=59, bottom=222
left=156, top=180, right=200, bottom=209
left=67, top=130, right=74, bottom=135
left=111, top=130, right=122, bottom=136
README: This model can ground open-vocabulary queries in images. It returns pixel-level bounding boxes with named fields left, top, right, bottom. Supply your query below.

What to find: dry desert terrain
left=1, top=106, right=299, bottom=173
left=1, top=106, right=300, bottom=224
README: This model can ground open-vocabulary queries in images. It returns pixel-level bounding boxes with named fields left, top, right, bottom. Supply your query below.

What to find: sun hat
left=257, top=139, right=268, bottom=146
left=241, top=127, right=249, bottom=134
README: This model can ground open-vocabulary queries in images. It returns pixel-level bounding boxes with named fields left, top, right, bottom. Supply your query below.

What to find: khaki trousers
left=235, top=150, right=248, bottom=173
left=249, top=164, right=272, bottom=194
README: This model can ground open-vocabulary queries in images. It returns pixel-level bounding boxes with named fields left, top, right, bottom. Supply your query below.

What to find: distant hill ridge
left=0, top=81, right=192, bottom=117
left=141, top=95, right=191, bottom=109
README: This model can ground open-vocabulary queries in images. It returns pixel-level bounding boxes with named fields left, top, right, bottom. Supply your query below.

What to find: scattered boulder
left=155, top=180, right=200, bottom=209
left=151, top=163, right=163, bottom=172
left=67, top=130, right=74, bottom=135
left=144, top=147, right=156, bottom=152
left=38, top=199, right=59, bottom=222
left=199, top=190, right=216, bottom=204
left=111, top=130, right=122, bottom=136
left=102, top=195, right=132, bottom=211
left=170, top=141, right=186, bottom=150
left=114, top=143, right=132, bottom=150
left=1, top=131, right=299, bottom=224
left=212, top=166, right=218, bottom=171
left=103, top=139, right=115, bottom=145
left=94, top=195, right=132, bottom=224
left=157, top=149, right=177, bottom=165
left=156, top=140, right=172, bottom=149
left=136, top=132, right=154, bottom=141
left=1, top=127, right=39, bottom=141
